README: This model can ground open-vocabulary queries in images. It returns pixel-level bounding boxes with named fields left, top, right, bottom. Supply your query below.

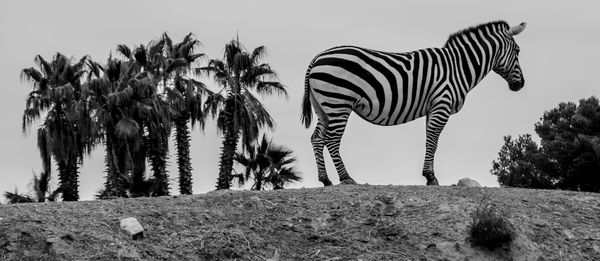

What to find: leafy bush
left=492, top=96, right=600, bottom=192
left=469, top=203, right=515, bottom=250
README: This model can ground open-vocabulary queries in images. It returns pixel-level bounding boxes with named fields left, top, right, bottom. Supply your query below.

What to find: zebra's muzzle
left=509, top=80, right=524, bottom=91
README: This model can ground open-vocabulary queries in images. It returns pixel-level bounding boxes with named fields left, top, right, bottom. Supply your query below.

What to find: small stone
left=456, top=178, right=481, bottom=187
left=46, top=237, right=58, bottom=244
left=563, top=229, right=575, bottom=240
left=592, top=243, right=600, bottom=253
left=120, top=217, right=144, bottom=240
left=249, top=196, right=264, bottom=209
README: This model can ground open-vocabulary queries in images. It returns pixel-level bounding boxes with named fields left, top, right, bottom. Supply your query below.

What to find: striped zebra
left=301, top=21, right=527, bottom=186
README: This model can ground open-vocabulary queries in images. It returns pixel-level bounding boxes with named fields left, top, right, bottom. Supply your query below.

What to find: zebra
left=301, top=21, right=527, bottom=186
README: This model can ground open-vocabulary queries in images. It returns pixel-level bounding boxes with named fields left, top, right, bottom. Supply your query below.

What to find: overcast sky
left=1, top=1, right=599, bottom=201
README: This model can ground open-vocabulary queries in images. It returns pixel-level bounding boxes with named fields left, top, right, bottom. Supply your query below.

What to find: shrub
left=469, top=203, right=515, bottom=250
left=492, top=96, right=600, bottom=192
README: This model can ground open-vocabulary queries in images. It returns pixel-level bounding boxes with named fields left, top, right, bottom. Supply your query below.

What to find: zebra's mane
left=444, top=20, right=509, bottom=47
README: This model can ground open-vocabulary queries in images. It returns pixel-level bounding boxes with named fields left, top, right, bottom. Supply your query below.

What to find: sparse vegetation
left=468, top=202, right=515, bottom=250
left=2, top=186, right=599, bottom=260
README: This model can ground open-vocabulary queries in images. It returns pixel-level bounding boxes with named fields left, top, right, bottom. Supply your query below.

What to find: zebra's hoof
left=339, top=179, right=357, bottom=185
left=321, top=179, right=333, bottom=186
left=426, top=178, right=439, bottom=186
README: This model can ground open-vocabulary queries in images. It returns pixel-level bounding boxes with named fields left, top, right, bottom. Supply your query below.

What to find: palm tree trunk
left=148, top=125, right=170, bottom=196
left=102, top=131, right=128, bottom=198
left=131, top=126, right=147, bottom=197
left=57, top=160, right=79, bottom=201
left=217, top=98, right=239, bottom=190
left=254, top=173, right=263, bottom=190
left=174, top=117, right=193, bottom=195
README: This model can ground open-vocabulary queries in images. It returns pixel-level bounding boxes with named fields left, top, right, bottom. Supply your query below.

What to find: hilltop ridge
left=1, top=185, right=599, bottom=260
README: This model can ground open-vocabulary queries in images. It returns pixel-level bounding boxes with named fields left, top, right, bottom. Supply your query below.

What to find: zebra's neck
left=444, top=33, right=499, bottom=92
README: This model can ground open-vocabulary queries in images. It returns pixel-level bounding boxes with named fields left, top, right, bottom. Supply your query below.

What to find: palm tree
left=117, top=42, right=173, bottom=196
left=87, top=57, right=138, bottom=198
left=163, top=33, right=211, bottom=195
left=88, top=49, right=171, bottom=198
left=21, top=53, right=94, bottom=201
left=233, top=134, right=301, bottom=190
left=197, top=38, right=287, bottom=189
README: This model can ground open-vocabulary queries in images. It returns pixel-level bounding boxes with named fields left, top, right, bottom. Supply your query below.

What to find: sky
left=1, top=1, right=599, bottom=201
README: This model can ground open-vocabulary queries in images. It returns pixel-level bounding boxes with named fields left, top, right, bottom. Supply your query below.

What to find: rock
left=456, top=178, right=481, bottom=187
left=563, top=229, right=575, bottom=240
left=240, top=196, right=265, bottom=210
left=46, top=236, right=59, bottom=244
left=120, top=217, right=144, bottom=240
left=593, top=243, right=600, bottom=254
left=249, top=196, right=264, bottom=209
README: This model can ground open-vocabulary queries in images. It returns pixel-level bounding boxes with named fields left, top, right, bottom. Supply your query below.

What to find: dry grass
left=1, top=185, right=599, bottom=260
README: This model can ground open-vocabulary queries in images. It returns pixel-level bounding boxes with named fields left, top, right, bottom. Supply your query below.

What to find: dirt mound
left=1, top=185, right=599, bottom=260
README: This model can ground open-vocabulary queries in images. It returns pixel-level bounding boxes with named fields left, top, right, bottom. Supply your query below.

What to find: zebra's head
left=493, top=22, right=527, bottom=92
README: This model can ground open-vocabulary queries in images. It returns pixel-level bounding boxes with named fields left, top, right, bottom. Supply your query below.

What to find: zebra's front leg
left=423, top=106, right=451, bottom=186
left=312, top=122, right=332, bottom=186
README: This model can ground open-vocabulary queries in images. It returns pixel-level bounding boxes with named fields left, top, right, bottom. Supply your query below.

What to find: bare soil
left=1, top=185, right=599, bottom=260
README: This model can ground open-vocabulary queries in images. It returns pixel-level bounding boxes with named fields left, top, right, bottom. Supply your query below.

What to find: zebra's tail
left=301, top=61, right=315, bottom=128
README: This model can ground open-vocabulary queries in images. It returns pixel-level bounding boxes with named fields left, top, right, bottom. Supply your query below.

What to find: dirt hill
left=1, top=185, right=599, bottom=260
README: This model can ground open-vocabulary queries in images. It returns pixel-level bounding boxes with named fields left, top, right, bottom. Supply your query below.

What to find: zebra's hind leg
left=422, top=105, right=451, bottom=186
left=324, top=116, right=356, bottom=185
left=312, top=121, right=332, bottom=186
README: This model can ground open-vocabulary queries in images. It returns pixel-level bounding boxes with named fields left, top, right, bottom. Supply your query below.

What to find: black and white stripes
left=301, top=21, right=527, bottom=186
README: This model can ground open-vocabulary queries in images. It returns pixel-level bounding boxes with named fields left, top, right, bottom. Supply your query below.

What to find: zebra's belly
left=352, top=99, right=428, bottom=126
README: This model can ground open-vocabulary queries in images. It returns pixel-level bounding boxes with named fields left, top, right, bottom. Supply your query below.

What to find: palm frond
left=117, top=44, right=132, bottom=59
left=162, top=32, right=173, bottom=54
left=115, top=118, right=139, bottom=139
left=4, top=189, right=35, bottom=204
left=21, top=67, right=44, bottom=85
left=275, top=166, right=302, bottom=183
left=267, top=144, right=295, bottom=167
left=108, top=86, right=134, bottom=106
left=32, top=170, right=51, bottom=202
left=34, top=55, right=53, bottom=77
left=48, top=83, right=75, bottom=102
left=148, top=38, right=166, bottom=58
left=195, top=59, right=226, bottom=78
left=133, top=45, right=148, bottom=66
left=165, top=58, right=189, bottom=74
left=224, top=39, right=244, bottom=66
left=86, top=59, right=104, bottom=81
left=188, top=53, right=205, bottom=63
left=203, top=92, right=225, bottom=121
left=250, top=46, right=267, bottom=64
left=241, top=90, right=275, bottom=130
left=255, top=81, right=288, bottom=98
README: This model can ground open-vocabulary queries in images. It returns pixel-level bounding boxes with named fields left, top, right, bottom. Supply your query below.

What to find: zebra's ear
left=508, top=22, right=527, bottom=36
